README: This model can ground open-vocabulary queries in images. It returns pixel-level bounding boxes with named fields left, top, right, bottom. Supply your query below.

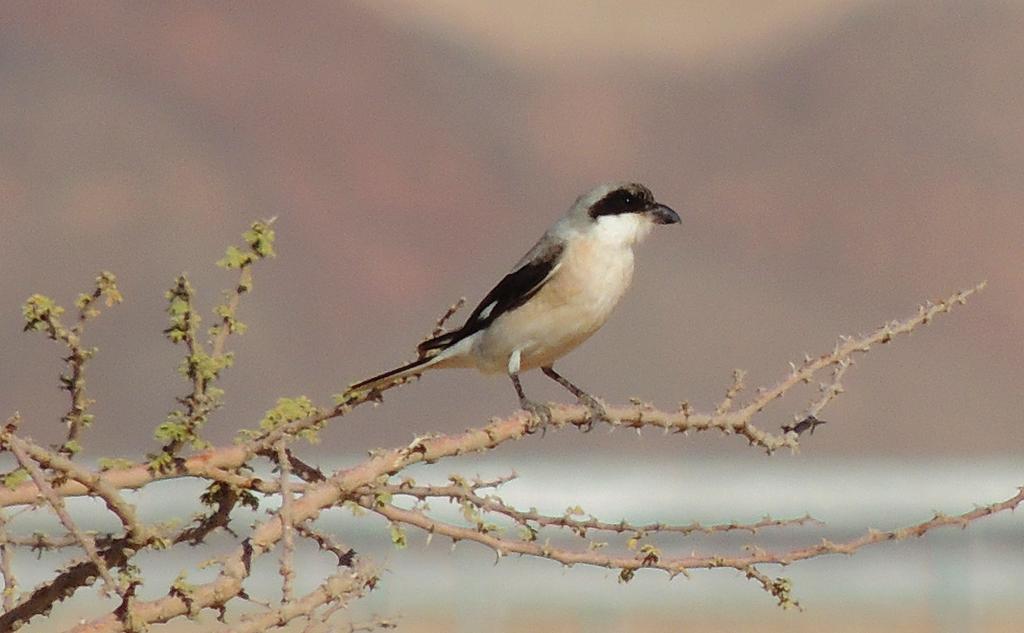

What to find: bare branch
left=383, top=481, right=821, bottom=538
left=715, top=369, right=746, bottom=415
left=227, top=562, right=378, bottom=633
left=0, top=425, right=158, bottom=628
left=0, top=538, right=136, bottom=631
left=274, top=442, right=296, bottom=604
left=2, top=430, right=148, bottom=546
left=739, top=283, right=986, bottom=426
left=804, top=358, right=851, bottom=421
left=364, top=485, right=1024, bottom=590
left=293, top=524, right=356, bottom=566
left=0, top=508, right=17, bottom=611
left=429, top=297, right=466, bottom=339
left=3, top=429, right=121, bottom=598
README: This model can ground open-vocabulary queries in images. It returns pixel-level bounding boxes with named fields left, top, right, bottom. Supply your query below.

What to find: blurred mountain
left=0, top=0, right=1021, bottom=455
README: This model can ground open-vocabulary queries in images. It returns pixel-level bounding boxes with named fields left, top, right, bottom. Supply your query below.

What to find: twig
left=0, top=427, right=156, bottom=629
left=159, top=275, right=209, bottom=458
left=4, top=434, right=121, bottom=598
left=383, top=482, right=821, bottom=537
left=4, top=431, right=147, bottom=545
left=806, top=358, right=850, bottom=418
left=742, top=565, right=799, bottom=609
left=226, top=562, right=378, bottom=633
left=200, top=465, right=306, bottom=495
left=275, top=442, right=297, bottom=603
left=363, top=484, right=1024, bottom=592
left=0, top=538, right=135, bottom=631
left=429, top=297, right=466, bottom=339
left=715, top=369, right=746, bottom=415
left=741, top=283, right=985, bottom=425
left=0, top=508, right=17, bottom=611
left=210, top=266, right=252, bottom=360
left=293, top=524, right=356, bottom=566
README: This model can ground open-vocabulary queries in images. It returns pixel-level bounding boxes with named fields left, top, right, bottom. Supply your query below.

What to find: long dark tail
left=347, top=354, right=440, bottom=394
left=347, top=326, right=470, bottom=397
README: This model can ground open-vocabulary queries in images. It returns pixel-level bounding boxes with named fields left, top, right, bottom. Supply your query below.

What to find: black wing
left=418, top=239, right=564, bottom=355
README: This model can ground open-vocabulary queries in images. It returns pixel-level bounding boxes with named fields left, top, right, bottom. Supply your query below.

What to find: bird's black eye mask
left=588, top=187, right=654, bottom=218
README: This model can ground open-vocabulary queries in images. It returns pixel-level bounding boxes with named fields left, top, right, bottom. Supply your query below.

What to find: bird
left=347, top=182, right=680, bottom=422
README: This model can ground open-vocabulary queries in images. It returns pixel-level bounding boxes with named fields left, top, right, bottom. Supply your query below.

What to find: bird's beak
left=648, top=203, right=680, bottom=225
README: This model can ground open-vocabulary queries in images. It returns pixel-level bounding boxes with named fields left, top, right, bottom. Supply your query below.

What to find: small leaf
left=22, top=294, right=64, bottom=333
left=258, top=396, right=319, bottom=432
left=390, top=523, right=407, bottom=549
left=243, top=219, right=277, bottom=258
left=217, top=245, right=251, bottom=270
left=519, top=525, right=538, bottom=542
left=2, top=468, right=29, bottom=490
left=98, top=457, right=137, bottom=471
left=96, top=271, right=123, bottom=306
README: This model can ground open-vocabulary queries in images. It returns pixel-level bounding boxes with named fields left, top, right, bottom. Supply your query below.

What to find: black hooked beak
left=648, top=203, right=681, bottom=225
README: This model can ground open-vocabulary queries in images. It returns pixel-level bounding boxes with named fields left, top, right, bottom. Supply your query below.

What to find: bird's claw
left=520, top=400, right=553, bottom=432
left=577, top=394, right=609, bottom=431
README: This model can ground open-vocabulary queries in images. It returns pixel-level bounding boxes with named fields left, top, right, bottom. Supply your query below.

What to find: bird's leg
left=510, top=373, right=551, bottom=429
left=541, top=366, right=609, bottom=427
left=507, top=349, right=550, bottom=429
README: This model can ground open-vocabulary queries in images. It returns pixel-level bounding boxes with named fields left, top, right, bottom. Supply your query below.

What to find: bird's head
left=568, top=182, right=680, bottom=246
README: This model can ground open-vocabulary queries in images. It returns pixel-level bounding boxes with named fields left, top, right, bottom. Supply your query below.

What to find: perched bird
left=348, top=182, right=680, bottom=421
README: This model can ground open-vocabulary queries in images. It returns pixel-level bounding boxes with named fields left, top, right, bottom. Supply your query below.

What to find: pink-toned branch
left=3, top=281, right=1005, bottom=632
left=382, top=481, right=821, bottom=537
left=362, top=485, right=1024, bottom=586
left=4, top=431, right=121, bottom=599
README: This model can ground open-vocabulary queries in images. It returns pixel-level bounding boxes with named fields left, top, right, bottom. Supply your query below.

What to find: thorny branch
left=151, top=218, right=275, bottom=466
left=20, top=272, right=122, bottom=459
left=360, top=485, right=1024, bottom=607
left=227, top=562, right=379, bottom=633
left=0, top=509, right=16, bottom=612
left=275, top=442, right=297, bottom=603
left=0, top=537, right=137, bottom=630
left=4, top=424, right=122, bottom=600
left=0, top=226, right=1008, bottom=633
left=379, top=478, right=822, bottom=538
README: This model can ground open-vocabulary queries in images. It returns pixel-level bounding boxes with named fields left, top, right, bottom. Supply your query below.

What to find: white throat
left=592, top=213, right=653, bottom=248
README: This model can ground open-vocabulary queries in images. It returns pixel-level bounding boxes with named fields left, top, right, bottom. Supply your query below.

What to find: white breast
left=470, top=229, right=637, bottom=373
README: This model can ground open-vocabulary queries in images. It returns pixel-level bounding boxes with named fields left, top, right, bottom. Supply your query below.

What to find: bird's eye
left=623, top=195, right=634, bottom=206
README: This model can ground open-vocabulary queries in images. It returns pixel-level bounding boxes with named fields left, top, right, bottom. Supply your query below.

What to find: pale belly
left=471, top=242, right=635, bottom=374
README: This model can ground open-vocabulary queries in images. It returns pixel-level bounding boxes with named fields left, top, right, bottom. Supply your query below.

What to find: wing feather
left=418, top=238, right=564, bottom=355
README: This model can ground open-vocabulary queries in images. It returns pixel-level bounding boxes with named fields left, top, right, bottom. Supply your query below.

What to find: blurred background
left=0, top=1, right=1021, bottom=631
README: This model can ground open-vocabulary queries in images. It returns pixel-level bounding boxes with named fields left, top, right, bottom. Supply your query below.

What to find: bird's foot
left=519, top=399, right=553, bottom=432
left=576, top=393, right=609, bottom=431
